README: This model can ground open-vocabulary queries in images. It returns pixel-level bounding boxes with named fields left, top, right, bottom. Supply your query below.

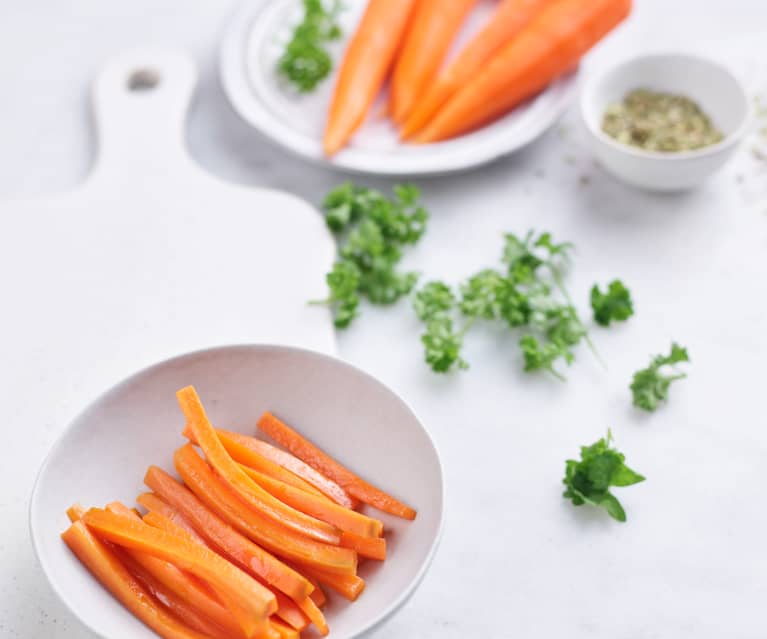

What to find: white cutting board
left=0, top=48, right=337, bottom=457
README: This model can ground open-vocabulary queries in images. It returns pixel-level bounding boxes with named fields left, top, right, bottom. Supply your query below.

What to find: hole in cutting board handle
left=127, top=68, right=161, bottom=92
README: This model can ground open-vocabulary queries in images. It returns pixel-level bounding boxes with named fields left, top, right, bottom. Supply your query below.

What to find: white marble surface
left=2, top=1, right=767, bottom=638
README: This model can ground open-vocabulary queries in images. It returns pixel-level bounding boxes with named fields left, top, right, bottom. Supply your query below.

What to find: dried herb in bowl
left=602, top=88, right=724, bottom=152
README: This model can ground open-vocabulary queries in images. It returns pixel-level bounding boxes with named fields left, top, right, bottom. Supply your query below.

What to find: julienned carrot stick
left=137, top=493, right=208, bottom=545
left=240, top=465, right=383, bottom=538
left=176, top=386, right=341, bottom=545
left=323, top=0, right=417, bottom=156
left=105, top=502, right=245, bottom=639
left=340, top=531, right=387, bottom=561
left=307, top=575, right=327, bottom=608
left=174, top=443, right=358, bottom=575
left=416, top=0, right=632, bottom=142
left=389, top=0, right=477, bottom=123
left=67, top=503, right=86, bottom=523
left=229, top=433, right=356, bottom=509
left=258, top=412, right=417, bottom=520
left=61, top=521, right=211, bottom=639
left=271, top=618, right=300, bottom=639
left=117, top=549, right=235, bottom=639
left=401, top=0, right=553, bottom=137
left=143, top=506, right=309, bottom=637
left=297, top=565, right=366, bottom=602
left=296, top=596, right=328, bottom=636
left=81, top=508, right=276, bottom=638
left=183, top=424, right=330, bottom=501
left=145, top=463, right=313, bottom=602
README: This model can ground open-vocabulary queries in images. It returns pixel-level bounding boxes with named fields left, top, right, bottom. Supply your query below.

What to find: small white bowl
left=580, top=53, right=751, bottom=191
left=30, top=345, right=444, bottom=639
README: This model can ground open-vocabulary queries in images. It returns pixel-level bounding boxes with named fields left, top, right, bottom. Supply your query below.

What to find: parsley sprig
left=591, top=279, right=634, bottom=326
left=314, top=183, right=428, bottom=328
left=630, top=343, right=690, bottom=411
left=413, top=231, right=598, bottom=379
left=563, top=429, right=645, bottom=522
left=277, top=0, right=343, bottom=93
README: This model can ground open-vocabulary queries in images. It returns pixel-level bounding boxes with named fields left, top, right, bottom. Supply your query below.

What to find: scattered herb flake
left=590, top=279, right=634, bottom=327
left=563, top=429, right=645, bottom=522
left=630, top=343, right=690, bottom=411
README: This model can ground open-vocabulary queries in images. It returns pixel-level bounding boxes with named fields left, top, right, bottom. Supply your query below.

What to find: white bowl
left=580, top=53, right=751, bottom=191
left=30, top=345, right=444, bottom=639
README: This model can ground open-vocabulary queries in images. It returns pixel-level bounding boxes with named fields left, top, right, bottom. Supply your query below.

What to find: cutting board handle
left=91, top=48, right=197, bottom=173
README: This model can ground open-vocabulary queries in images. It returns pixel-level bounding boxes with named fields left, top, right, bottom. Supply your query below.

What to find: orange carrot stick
left=389, top=0, right=478, bottom=123
left=323, top=0, right=418, bottom=155
left=174, top=443, right=357, bottom=575
left=258, top=412, right=417, bottom=520
left=117, top=548, right=235, bottom=639
left=297, top=565, right=366, bottom=602
left=340, top=531, right=386, bottom=561
left=67, top=503, right=86, bottom=523
left=62, top=520, right=211, bottom=639
left=105, top=502, right=245, bottom=639
left=137, top=493, right=208, bottom=545
left=295, top=596, right=328, bottom=637
left=271, top=618, right=300, bottom=639
left=183, top=424, right=330, bottom=501
left=306, top=575, right=327, bottom=608
left=221, top=432, right=356, bottom=509
left=177, top=386, right=341, bottom=545
left=146, top=462, right=313, bottom=602
left=240, top=465, right=383, bottom=538
left=271, top=590, right=309, bottom=632
left=82, top=508, right=276, bottom=638
left=401, top=0, right=553, bottom=137
left=416, top=0, right=632, bottom=142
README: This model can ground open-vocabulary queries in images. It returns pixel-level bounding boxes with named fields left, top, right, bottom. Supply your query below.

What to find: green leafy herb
left=315, top=183, right=428, bottom=327
left=630, top=343, right=690, bottom=411
left=563, top=429, right=645, bottom=522
left=591, top=280, right=634, bottom=326
left=413, top=231, right=597, bottom=378
left=413, top=282, right=468, bottom=373
left=277, top=0, right=343, bottom=93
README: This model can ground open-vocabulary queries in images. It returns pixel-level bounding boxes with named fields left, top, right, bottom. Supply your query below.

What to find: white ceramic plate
left=30, top=345, right=444, bottom=639
left=219, top=0, right=579, bottom=175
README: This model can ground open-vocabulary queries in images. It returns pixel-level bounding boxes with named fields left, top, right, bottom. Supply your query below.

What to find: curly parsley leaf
left=414, top=281, right=456, bottom=321
left=317, top=183, right=429, bottom=327
left=630, top=343, right=690, bottom=411
left=591, top=280, right=634, bottom=327
left=563, top=429, right=645, bottom=522
left=422, top=315, right=468, bottom=373
left=277, top=0, right=343, bottom=93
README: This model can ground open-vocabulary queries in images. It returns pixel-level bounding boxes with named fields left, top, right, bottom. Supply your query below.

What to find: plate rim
left=29, top=343, right=446, bottom=639
left=218, top=0, right=579, bottom=176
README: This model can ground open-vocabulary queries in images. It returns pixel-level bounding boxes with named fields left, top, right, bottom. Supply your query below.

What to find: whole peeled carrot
left=323, top=0, right=417, bottom=156
left=388, top=0, right=477, bottom=124
left=416, top=0, right=632, bottom=143
left=401, top=0, right=553, bottom=138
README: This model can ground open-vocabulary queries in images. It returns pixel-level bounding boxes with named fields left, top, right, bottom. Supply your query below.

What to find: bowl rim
left=29, top=342, right=446, bottom=639
left=580, top=51, right=753, bottom=162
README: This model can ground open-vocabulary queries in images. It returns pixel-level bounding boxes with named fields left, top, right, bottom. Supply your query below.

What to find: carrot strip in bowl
left=323, top=0, right=418, bottom=155
left=240, top=465, right=383, bottom=538
left=105, top=502, right=246, bottom=639
left=401, top=0, right=553, bottom=138
left=174, top=443, right=358, bottom=575
left=221, top=432, right=356, bottom=509
left=258, top=412, right=417, bottom=520
left=415, top=0, right=633, bottom=142
left=389, top=0, right=478, bottom=123
left=61, top=520, right=212, bottom=639
left=183, top=424, right=330, bottom=501
left=297, top=565, right=366, bottom=602
left=145, top=462, right=313, bottom=602
left=136, top=493, right=208, bottom=544
left=340, top=531, right=386, bottom=561
left=177, top=386, right=341, bottom=545
left=81, top=508, right=276, bottom=638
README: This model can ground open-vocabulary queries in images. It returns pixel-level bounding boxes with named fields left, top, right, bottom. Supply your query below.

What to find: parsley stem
left=550, top=268, right=607, bottom=371
left=547, top=367, right=567, bottom=382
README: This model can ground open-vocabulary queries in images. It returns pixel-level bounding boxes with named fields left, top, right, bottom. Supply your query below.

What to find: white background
left=2, top=1, right=767, bottom=637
